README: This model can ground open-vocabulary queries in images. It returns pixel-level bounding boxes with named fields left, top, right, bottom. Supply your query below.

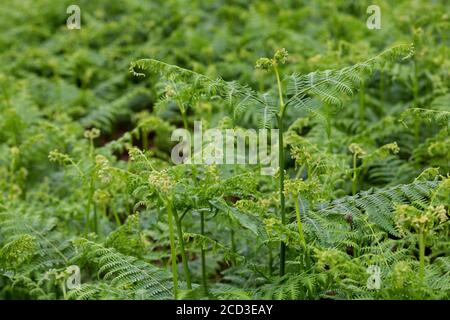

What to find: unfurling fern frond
left=129, top=59, right=260, bottom=118
left=130, top=59, right=212, bottom=83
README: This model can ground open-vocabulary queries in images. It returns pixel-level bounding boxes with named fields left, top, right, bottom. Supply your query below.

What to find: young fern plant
left=394, top=177, right=449, bottom=281
left=254, top=49, right=290, bottom=276
left=127, top=148, right=193, bottom=298
left=253, top=45, right=413, bottom=275
left=48, top=128, right=121, bottom=235
left=348, top=142, right=400, bottom=195
left=129, top=43, right=414, bottom=277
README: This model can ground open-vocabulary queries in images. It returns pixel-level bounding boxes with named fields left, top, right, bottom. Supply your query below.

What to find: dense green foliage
left=0, top=0, right=449, bottom=300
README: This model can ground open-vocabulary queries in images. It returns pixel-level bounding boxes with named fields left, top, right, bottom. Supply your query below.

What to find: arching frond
left=286, top=44, right=414, bottom=110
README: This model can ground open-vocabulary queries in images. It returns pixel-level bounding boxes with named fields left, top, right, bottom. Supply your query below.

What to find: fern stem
left=177, top=100, right=189, bottom=131
left=413, top=60, right=420, bottom=144
left=172, top=206, right=192, bottom=290
left=0, top=80, right=11, bottom=108
left=274, top=66, right=285, bottom=113
left=268, top=242, right=273, bottom=276
left=68, top=159, right=84, bottom=177
left=359, top=81, right=365, bottom=127
left=352, top=153, right=358, bottom=196
left=61, top=282, right=67, bottom=300
left=180, top=109, right=188, bottom=131
left=418, top=229, right=425, bottom=280
left=294, top=194, right=306, bottom=246
left=112, top=205, right=121, bottom=226
left=324, top=103, right=332, bottom=152
left=379, top=69, right=385, bottom=110
left=274, top=65, right=286, bottom=276
left=85, top=173, right=95, bottom=234
left=89, top=137, right=95, bottom=161
left=230, top=228, right=236, bottom=265
left=93, top=205, right=98, bottom=234
left=142, top=128, right=148, bottom=150
left=165, top=198, right=179, bottom=299
left=277, top=118, right=286, bottom=276
left=413, top=61, right=419, bottom=109
left=200, top=210, right=208, bottom=295
left=8, top=151, right=16, bottom=200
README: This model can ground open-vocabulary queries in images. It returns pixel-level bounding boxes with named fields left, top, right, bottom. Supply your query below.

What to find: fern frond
left=81, top=87, right=150, bottom=132
left=316, top=180, right=438, bottom=235
left=129, top=58, right=262, bottom=119
left=401, top=108, right=450, bottom=126
left=286, top=44, right=414, bottom=110
left=74, top=238, right=174, bottom=299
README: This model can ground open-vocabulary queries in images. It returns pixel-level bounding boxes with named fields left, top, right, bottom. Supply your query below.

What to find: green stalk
left=142, top=128, right=148, bottom=150
left=177, top=100, right=203, bottom=282
left=177, top=101, right=203, bottom=292
left=85, top=173, right=95, bottom=234
left=61, top=282, right=67, bottom=300
left=166, top=198, right=179, bottom=299
left=294, top=194, right=305, bottom=246
left=177, top=100, right=189, bottom=131
left=413, top=60, right=420, bottom=143
left=123, top=163, right=132, bottom=217
left=200, top=211, right=208, bottom=295
left=230, top=228, right=236, bottom=265
left=274, top=65, right=286, bottom=276
left=172, top=205, right=192, bottom=290
left=93, top=205, right=98, bottom=234
left=112, top=205, right=121, bottom=226
left=418, top=228, right=425, bottom=280
left=324, top=103, right=332, bottom=152
left=413, top=61, right=419, bottom=108
left=181, top=110, right=188, bottom=132
left=8, top=151, right=16, bottom=200
left=84, top=136, right=98, bottom=234
left=268, top=242, right=273, bottom=276
left=352, top=153, right=358, bottom=196
left=379, top=69, right=385, bottom=110
left=359, top=81, right=365, bottom=127
left=1, top=80, right=11, bottom=108
left=89, top=137, right=95, bottom=160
